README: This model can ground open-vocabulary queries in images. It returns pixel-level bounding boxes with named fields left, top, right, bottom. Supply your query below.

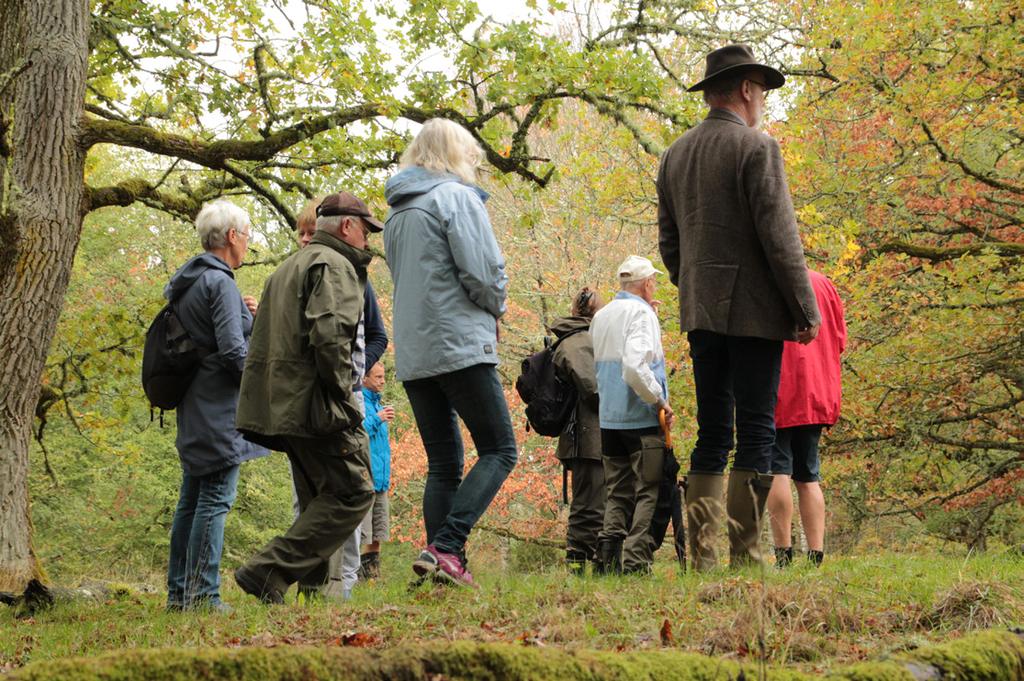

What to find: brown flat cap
left=316, top=192, right=384, bottom=232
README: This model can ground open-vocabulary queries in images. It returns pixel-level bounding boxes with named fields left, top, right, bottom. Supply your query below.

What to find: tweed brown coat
left=657, top=108, right=820, bottom=341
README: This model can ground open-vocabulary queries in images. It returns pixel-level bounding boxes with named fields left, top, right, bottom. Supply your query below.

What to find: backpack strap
left=548, top=327, right=586, bottom=352
left=165, top=262, right=222, bottom=358
left=547, top=327, right=588, bottom=381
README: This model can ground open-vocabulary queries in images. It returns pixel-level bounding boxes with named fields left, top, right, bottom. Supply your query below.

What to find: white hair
left=621, top=275, right=654, bottom=292
left=400, top=118, right=484, bottom=185
left=195, top=200, right=249, bottom=250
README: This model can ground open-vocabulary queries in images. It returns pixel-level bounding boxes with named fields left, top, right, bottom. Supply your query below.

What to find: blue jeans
left=404, top=363, right=518, bottom=555
left=687, top=330, right=783, bottom=474
left=167, top=464, right=240, bottom=607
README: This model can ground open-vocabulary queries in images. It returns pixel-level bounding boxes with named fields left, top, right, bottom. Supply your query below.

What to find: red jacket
left=775, top=270, right=847, bottom=428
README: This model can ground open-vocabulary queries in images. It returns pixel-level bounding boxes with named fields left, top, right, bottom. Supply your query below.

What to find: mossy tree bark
left=0, top=0, right=89, bottom=592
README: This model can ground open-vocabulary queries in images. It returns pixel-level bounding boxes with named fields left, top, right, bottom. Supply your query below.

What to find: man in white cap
left=589, top=255, right=674, bottom=575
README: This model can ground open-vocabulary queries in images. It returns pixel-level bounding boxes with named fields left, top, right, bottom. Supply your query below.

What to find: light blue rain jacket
left=383, top=167, right=508, bottom=382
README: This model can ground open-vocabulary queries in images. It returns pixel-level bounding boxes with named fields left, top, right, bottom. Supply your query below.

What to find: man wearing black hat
left=233, top=192, right=384, bottom=603
left=657, top=45, right=821, bottom=570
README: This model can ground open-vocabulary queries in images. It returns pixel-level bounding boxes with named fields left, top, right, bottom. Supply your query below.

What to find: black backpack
left=515, top=330, right=584, bottom=437
left=141, top=295, right=211, bottom=412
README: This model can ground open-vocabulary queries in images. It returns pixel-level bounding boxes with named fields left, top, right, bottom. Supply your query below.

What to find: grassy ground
left=2, top=547, right=1022, bottom=676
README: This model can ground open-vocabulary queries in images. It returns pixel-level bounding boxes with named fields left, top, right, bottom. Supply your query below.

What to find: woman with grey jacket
left=383, top=119, right=517, bottom=588
left=165, top=200, right=267, bottom=611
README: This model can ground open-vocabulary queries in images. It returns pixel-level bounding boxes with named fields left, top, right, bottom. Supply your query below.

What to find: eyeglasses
left=746, top=79, right=769, bottom=99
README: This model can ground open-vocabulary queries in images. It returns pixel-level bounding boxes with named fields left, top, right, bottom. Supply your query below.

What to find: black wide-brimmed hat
left=687, top=44, right=785, bottom=93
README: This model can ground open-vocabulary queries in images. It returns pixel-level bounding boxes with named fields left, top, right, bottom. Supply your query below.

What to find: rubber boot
left=566, top=550, right=587, bottom=576
left=684, top=472, right=725, bottom=572
left=726, top=469, right=774, bottom=567
left=595, top=538, right=623, bottom=575
left=608, top=538, right=623, bottom=575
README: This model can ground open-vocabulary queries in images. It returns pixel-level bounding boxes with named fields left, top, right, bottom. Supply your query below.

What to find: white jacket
left=590, top=291, right=668, bottom=429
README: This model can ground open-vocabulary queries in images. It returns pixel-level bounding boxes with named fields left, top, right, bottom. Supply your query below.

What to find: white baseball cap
left=617, top=255, right=664, bottom=282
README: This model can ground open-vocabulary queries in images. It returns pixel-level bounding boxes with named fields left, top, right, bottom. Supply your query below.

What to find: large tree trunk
left=0, top=0, right=89, bottom=592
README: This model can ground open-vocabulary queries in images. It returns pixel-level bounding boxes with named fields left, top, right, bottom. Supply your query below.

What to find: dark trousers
left=403, top=363, right=518, bottom=556
left=600, top=427, right=664, bottom=571
left=566, top=458, right=605, bottom=559
left=687, top=330, right=783, bottom=474
left=246, top=434, right=374, bottom=590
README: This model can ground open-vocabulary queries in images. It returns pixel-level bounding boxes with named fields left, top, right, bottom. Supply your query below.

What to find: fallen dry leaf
left=517, top=632, right=546, bottom=647
left=660, top=619, right=674, bottom=646
left=247, top=632, right=278, bottom=648
left=342, top=632, right=378, bottom=647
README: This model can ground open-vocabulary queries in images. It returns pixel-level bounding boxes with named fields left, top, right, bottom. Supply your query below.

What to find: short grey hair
left=195, top=199, right=249, bottom=250
left=316, top=215, right=343, bottom=233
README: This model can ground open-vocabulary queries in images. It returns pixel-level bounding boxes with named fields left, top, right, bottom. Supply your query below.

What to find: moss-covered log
left=7, top=629, right=1024, bottom=680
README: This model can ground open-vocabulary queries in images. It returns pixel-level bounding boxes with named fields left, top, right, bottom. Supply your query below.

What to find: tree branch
left=920, top=121, right=1024, bottom=195
left=80, top=103, right=555, bottom=187
left=80, top=103, right=382, bottom=164
left=581, top=93, right=664, bottom=156
left=222, top=161, right=296, bottom=228
left=82, top=176, right=241, bottom=219
left=872, top=239, right=1024, bottom=261
left=925, top=433, right=1024, bottom=454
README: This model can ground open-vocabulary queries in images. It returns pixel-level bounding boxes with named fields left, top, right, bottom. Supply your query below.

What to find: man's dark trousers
left=687, top=330, right=783, bottom=474
left=245, top=434, right=374, bottom=592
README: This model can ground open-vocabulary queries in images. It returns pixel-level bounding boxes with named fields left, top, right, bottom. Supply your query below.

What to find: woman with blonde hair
left=383, top=119, right=516, bottom=587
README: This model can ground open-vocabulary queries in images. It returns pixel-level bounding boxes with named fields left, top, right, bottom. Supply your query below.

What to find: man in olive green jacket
left=234, top=192, right=383, bottom=604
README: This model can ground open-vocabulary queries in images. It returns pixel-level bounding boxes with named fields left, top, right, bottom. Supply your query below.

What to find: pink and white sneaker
left=415, top=544, right=476, bottom=588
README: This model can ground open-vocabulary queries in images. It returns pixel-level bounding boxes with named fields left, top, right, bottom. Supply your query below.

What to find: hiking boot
left=807, top=550, right=824, bottom=566
left=420, top=545, right=476, bottom=588
left=774, top=546, right=794, bottom=568
left=685, top=472, right=725, bottom=572
left=359, top=551, right=381, bottom=580
left=197, top=600, right=234, bottom=615
left=234, top=564, right=285, bottom=605
left=566, top=550, right=588, bottom=576
left=726, top=469, right=773, bottom=567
